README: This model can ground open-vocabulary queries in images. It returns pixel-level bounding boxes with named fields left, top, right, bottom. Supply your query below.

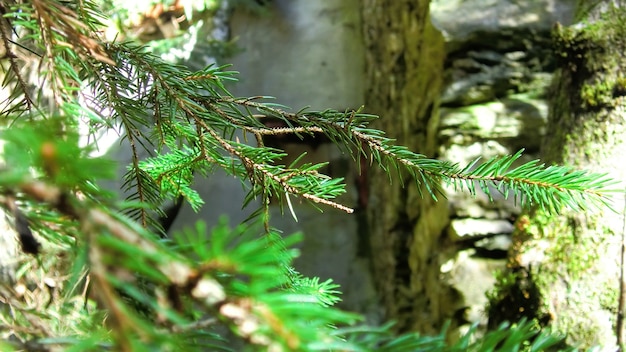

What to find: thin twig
left=0, top=15, right=35, bottom=114
left=170, top=317, right=218, bottom=333
left=198, top=119, right=354, bottom=213
left=617, top=187, right=626, bottom=350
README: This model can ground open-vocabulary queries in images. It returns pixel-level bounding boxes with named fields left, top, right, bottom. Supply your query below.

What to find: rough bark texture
left=361, top=1, right=453, bottom=334
left=489, top=1, right=626, bottom=348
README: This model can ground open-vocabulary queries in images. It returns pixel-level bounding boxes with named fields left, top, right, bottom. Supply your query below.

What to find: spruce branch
left=74, top=36, right=619, bottom=220
left=200, top=121, right=353, bottom=213
left=31, top=0, right=113, bottom=66
left=3, top=175, right=359, bottom=350
left=353, top=129, right=617, bottom=212
left=101, top=45, right=353, bottom=214
left=215, top=96, right=617, bottom=213
left=13, top=0, right=600, bottom=225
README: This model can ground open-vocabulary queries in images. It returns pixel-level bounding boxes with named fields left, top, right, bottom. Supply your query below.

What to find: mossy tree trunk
left=360, top=1, right=455, bottom=334
left=489, top=1, right=626, bottom=348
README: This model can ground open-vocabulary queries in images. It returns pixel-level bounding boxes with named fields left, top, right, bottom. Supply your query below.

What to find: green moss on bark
left=494, top=12, right=626, bottom=337
left=489, top=208, right=620, bottom=348
left=552, top=6, right=626, bottom=111
left=362, top=0, right=449, bottom=334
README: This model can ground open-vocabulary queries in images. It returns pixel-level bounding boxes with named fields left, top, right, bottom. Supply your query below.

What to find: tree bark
left=361, top=0, right=454, bottom=334
left=489, top=1, right=626, bottom=348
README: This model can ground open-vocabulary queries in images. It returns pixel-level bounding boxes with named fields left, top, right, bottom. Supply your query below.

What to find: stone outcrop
left=430, top=0, right=575, bottom=333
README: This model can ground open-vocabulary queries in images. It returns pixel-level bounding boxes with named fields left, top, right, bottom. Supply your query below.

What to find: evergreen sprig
left=218, top=97, right=617, bottom=214
left=334, top=318, right=574, bottom=352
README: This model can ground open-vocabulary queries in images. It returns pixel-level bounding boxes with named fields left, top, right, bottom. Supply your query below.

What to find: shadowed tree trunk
left=489, top=1, right=626, bottom=348
left=361, top=0, right=456, bottom=334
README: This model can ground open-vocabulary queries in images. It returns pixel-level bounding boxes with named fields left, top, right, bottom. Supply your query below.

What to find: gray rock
left=431, top=0, right=574, bottom=106
left=430, top=0, right=575, bottom=48
left=228, top=0, right=365, bottom=110
left=439, top=95, right=548, bottom=147
left=449, top=218, right=514, bottom=239
left=443, top=249, right=506, bottom=325
left=475, top=234, right=513, bottom=252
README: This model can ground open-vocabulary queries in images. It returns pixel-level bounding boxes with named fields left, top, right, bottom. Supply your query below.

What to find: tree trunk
left=489, top=1, right=626, bottom=348
left=361, top=1, right=454, bottom=334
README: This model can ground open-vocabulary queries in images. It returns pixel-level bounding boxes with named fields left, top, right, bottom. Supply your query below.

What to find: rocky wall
left=430, top=0, right=575, bottom=333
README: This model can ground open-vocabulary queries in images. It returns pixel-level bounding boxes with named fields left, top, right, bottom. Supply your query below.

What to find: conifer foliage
left=0, top=0, right=614, bottom=350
